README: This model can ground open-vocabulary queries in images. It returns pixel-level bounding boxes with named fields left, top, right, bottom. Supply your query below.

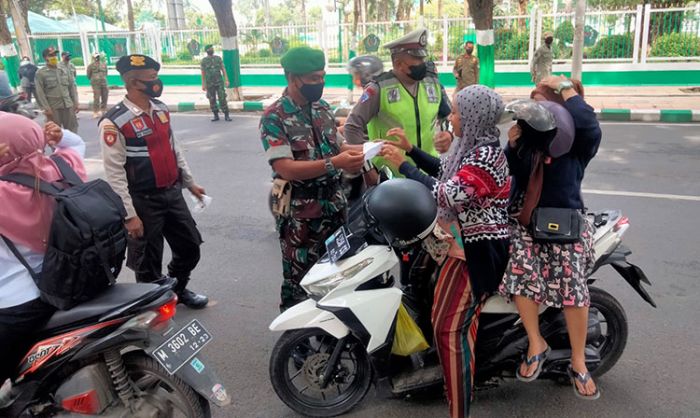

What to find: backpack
left=0, top=155, right=127, bottom=310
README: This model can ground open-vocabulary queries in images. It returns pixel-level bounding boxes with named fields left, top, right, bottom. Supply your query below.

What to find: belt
left=292, top=184, right=340, bottom=200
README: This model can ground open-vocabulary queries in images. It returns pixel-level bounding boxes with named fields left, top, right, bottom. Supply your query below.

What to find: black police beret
left=115, top=54, right=161, bottom=75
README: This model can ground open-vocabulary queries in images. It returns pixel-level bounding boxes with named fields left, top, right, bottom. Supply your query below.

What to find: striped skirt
left=432, top=256, right=484, bottom=418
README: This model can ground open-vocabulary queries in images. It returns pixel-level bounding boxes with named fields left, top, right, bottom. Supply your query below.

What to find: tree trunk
left=9, top=0, right=31, bottom=61
left=464, top=0, right=469, bottom=18
left=19, top=0, right=29, bottom=34
left=438, top=0, right=443, bottom=18
left=517, top=0, right=527, bottom=29
left=126, top=0, right=135, bottom=52
left=0, top=0, right=20, bottom=88
left=209, top=0, right=242, bottom=100
left=467, top=0, right=495, bottom=87
left=419, top=0, right=424, bottom=17
left=396, top=0, right=411, bottom=21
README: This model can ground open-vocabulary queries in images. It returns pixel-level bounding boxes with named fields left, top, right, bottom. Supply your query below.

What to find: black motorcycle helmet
left=347, top=55, right=384, bottom=87
left=364, top=179, right=437, bottom=248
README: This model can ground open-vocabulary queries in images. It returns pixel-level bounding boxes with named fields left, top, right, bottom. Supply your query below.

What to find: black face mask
left=545, top=37, right=554, bottom=46
left=206, top=49, right=214, bottom=56
left=407, top=63, right=427, bottom=81
left=299, top=82, right=324, bottom=103
left=138, top=78, right=163, bottom=98
left=466, top=48, right=474, bottom=54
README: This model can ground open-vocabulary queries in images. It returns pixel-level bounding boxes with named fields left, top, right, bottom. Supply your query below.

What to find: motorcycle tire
left=588, top=286, right=628, bottom=378
left=123, top=352, right=211, bottom=418
left=270, top=328, right=372, bottom=417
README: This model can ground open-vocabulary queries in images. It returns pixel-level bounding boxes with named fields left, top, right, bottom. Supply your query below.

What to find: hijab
left=0, top=112, right=86, bottom=252
left=438, top=85, right=504, bottom=221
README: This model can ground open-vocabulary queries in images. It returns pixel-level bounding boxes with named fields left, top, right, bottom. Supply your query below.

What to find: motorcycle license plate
left=152, top=319, right=213, bottom=374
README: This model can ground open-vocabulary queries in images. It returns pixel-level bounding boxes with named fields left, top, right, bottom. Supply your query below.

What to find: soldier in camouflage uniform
left=200, top=45, right=231, bottom=122
left=260, top=46, right=365, bottom=311
left=531, top=32, right=554, bottom=84
left=453, top=41, right=480, bottom=92
left=87, top=52, right=109, bottom=118
left=35, top=47, right=79, bottom=133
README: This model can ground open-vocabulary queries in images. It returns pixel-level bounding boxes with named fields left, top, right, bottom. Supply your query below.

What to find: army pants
left=277, top=212, right=345, bottom=311
left=206, top=83, right=229, bottom=112
left=47, top=107, right=78, bottom=134
left=91, top=81, right=108, bottom=112
left=127, top=186, right=203, bottom=294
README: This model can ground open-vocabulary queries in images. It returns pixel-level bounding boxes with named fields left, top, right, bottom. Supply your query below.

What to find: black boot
left=224, top=111, right=232, bottom=122
left=211, top=111, right=220, bottom=122
left=174, top=277, right=209, bottom=309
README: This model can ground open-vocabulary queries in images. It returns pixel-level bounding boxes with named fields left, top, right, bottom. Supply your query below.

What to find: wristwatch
left=555, top=80, right=574, bottom=95
left=324, top=157, right=337, bottom=176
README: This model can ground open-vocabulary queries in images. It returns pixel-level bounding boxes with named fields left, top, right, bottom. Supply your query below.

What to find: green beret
left=281, top=46, right=325, bottom=75
left=204, top=44, right=213, bottom=50
left=116, top=54, right=160, bottom=75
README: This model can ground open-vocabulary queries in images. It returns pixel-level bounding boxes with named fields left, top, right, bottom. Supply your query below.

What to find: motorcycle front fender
left=268, top=298, right=350, bottom=340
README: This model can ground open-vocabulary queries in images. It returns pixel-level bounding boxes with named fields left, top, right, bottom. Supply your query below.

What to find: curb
left=79, top=102, right=700, bottom=123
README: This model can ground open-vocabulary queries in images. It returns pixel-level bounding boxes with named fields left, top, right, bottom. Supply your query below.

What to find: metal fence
left=17, top=5, right=700, bottom=68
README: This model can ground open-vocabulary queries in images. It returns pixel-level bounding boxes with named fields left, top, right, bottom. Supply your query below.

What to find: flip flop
left=568, top=365, right=601, bottom=400
left=516, top=345, right=551, bottom=382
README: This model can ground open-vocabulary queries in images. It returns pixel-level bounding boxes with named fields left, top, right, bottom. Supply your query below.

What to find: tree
left=209, top=0, right=243, bottom=100
left=396, top=0, right=412, bottom=21
left=0, top=0, right=21, bottom=87
left=467, top=0, right=495, bottom=87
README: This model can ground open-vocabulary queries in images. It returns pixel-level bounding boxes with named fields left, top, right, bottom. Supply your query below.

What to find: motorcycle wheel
left=270, top=328, right=372, bottom=417
left=588, top=286, right=628, bottom=377
left=123, top=352, right=211, bottom=418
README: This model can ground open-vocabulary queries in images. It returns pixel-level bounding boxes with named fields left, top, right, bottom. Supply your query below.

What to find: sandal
left=516, top=345, right=551, bottom=382
left=568, top=365, right=601, bottom=400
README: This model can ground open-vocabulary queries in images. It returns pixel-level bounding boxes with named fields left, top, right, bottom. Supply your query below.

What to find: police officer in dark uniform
left=99, top=54, right=209, bottom=309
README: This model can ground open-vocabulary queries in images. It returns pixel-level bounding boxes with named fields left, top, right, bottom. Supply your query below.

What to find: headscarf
left=438, top=85, right=504, bottom=221
left=530, top=78, right=585, bottom=106
left=0, top=112, right=86, bottom=253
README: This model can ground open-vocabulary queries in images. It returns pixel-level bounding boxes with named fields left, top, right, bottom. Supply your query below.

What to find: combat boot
left=211, top=111, right=220, bottom=122
left=224, top=111, right=232, bottom=122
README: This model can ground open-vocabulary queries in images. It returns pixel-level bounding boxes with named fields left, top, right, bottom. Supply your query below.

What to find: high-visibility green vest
left=368, top=73, right=442, bottom=174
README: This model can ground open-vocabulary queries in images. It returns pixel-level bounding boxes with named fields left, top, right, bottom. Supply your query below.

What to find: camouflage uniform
left=531, top=44, right=553, bottom=84
left=200, top=55, right=228, bottom=113
left=260, top=93, right=347, bottom=310
left=87, top=60, right=109, bottom=113
left=453, top=53, right=480, bottom=91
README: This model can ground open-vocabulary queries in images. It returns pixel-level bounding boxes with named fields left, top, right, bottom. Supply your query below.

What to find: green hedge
left=650, top=32, right=700, bottom=57
left=555, top=21, right=574, bottom=45
left=588, top=34, right=634, bottom=59
left=496, top=31, right=529, bottom=61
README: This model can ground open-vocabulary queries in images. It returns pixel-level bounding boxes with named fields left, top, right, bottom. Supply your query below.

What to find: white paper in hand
left=363, top=141, right=383, bottom=161
left=190, top=194, right=213, bottom=214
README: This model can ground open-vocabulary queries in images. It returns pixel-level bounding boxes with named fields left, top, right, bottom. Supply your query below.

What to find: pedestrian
left=381, top=85, right=511, bottom=418
left=87, top=52, right=109, bottom=118
left=99, top=54, right=209, bottom=309
left=499, top=75, right=602, bottom=399
left=531, top=32, right=554, bottom=84
left=453, top=41, right=479, bottom=92
left=0, top=114, right=86, bottom=384
left=35, top=47, right=79, bottom=133
left=18, top=57, right=38, bottom=102
left=259, top=46, right=365, bottom=311
left=343, top=28, right=453, bottom=168
left=59, top=51, right=77, bottom=83
left=200, top=44, right=231, bottom=122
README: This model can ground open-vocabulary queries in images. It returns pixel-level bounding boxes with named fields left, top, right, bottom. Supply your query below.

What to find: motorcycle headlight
left=305, top=258, right=374, bottom=297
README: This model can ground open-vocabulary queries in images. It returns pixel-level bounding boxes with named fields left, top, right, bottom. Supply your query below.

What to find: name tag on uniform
left=156, top=111, right=169, bottom=124
left=387, top=87, right=400, bottom=103
left=131, top=116, right=153, bottom=138
left=425, top=83, right=438, bottom=103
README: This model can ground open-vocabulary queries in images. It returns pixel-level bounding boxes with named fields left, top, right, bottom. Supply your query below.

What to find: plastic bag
left=391, top=303, right=430, bottom=356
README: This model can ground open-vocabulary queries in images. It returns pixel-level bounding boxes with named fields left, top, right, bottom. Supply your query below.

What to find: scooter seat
left=42, top=283, right=161, bottom=332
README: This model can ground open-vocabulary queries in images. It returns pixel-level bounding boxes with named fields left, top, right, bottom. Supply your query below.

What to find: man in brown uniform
left=35, top=47, right=79, bottom=133
left=453, top=41, right=479, bottom=92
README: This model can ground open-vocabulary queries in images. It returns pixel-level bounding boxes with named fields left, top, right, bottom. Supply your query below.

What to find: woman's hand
left=0, top=143, right=9, bottom=158
left=380, top=143, right=406, bottom=168
left=386, top=127, right=412, bottom=152
left=44, top=121, right=63, bottom=147
left=539, top=74, right=568, bottom=90
left=508, top=124, right=522, bottom=149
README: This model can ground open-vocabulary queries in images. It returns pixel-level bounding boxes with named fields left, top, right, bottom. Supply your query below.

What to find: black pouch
left=531, top=207, right=584, bottom=244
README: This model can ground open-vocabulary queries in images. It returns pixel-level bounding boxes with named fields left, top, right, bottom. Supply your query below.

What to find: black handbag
left=531, top=207, right=585, bottom=244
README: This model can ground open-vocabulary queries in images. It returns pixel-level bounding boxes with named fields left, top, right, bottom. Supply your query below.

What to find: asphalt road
left=75, top=113, right=700, bottom=418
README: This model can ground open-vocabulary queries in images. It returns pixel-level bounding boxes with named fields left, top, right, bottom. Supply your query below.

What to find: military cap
left=204, top=44, right=213, bottom=50
left=61, top=51, right=71, bottom=57
left=280, top=46, right=325, bottom=75
left=544, top=31, right=554, bottom=39
left=383, top=28, right=429, bottom=57
left=116, top=54, right=161, bottom=75
left=42, top=47, right=57, bottom=57
left=92, top=52, right=101, bottom=58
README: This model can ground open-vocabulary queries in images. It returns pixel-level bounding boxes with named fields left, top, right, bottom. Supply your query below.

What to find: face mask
left=206, top=49, right=214, bottom=56
left=407, top=63, right=427, bottom=81
left=299, top=82, right=324, bottom=103
left=466, top=48, right=474, bottom=54
left=138, top=78, right=164, bottom=98
left=47, top=56, right=59, bottom=66
left=545, top=37, right=554, bottom=45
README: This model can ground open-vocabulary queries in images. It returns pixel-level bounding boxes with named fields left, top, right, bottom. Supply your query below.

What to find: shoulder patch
left=360, top=86, right=376, bottom=103
left=103, top=124, right=118, bottom=147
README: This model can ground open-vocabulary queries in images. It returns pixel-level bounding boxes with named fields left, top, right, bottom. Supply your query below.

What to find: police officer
left=59, top=51, right=77, bottom=82
left=531, top=32, right=554, bottom=84
left=200, top=45, right=231, bottom=122
left=35, top=47, right=79, bottom=133
left=343, top=28, right=453, bottom=168
left=99, top=54, right=209, bottom=309
left=87, top=52, right=109, bottom=118
left=260, top=46, right=365, bottom=311
left=453, top=41, right=479, bottom=92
